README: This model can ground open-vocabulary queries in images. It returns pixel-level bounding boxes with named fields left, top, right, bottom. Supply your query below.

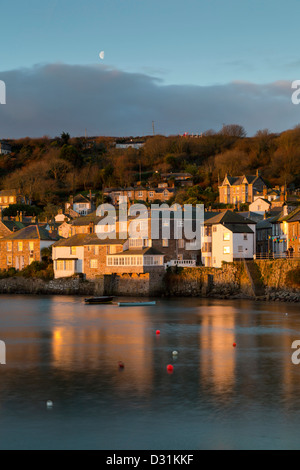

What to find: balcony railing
left=254, top=252, right=300, bottom=260
left=165, top=259, right=196, bottom=268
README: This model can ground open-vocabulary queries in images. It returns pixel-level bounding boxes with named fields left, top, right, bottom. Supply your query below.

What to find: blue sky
left=1, top=0, right=300, bottom=137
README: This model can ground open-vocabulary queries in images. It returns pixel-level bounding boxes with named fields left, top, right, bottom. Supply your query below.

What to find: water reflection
left=0, top=295, right=300, bottom=449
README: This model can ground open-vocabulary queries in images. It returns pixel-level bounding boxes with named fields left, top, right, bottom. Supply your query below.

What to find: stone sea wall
left=0, top=259, right=298, bottom=301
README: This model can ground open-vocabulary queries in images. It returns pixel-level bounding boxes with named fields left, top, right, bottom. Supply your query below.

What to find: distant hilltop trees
left=0, top=125, right=299, bottom=211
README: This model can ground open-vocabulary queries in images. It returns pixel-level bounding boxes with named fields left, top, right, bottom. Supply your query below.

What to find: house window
left=238, top=246, right=243, bottom=252
left=65, top=260, right=74, bottom=271
left=213, top=226, right=217, bottom=232
left=149, top=192, right=154, bottom=197
left=29, top=242, right=34, bottom=251
left=7, top=255, right=12, bottom=265
left=71, top=247, right=76, bottom=255
left=178, top=239, right=185, bottom=249
left=129, top=238, right=143, bottom=248
left=223, top=246, right=230, bottom=254
left=94, top=246, right=99, bottom=255
left=138, top=191, right=143, bottom=198
left=56, top=260, right=65, bottom=270
left=7, top=241, right=12, bottom=251
left=243, top=234, right=248, bottom=240
left=90, top=259, right=98, bottom=268
left=223, top=232, right=230, bottom=241
left=162, top=239, right=169, bottom=247
left=18, top=242, right=23, bottom=252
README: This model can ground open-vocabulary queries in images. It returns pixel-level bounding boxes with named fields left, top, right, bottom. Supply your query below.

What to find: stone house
left=0, top=225, right=59, bottom=271
left=52, top=233, right=165, bottom=279
left=218, top=171, right=268, bottom=205
left=0, top=189, right=26, bottom=213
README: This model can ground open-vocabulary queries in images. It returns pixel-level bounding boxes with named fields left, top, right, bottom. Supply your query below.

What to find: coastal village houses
left=52, top=207, right=202, bottom=279
left=52, top=234, right=165, bottom=279
left=0, top=225, right=59, bottom=271
left=103, top=186, right=175, bottom=206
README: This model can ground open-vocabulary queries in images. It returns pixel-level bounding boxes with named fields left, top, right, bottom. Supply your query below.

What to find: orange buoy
left=167, top=364, right=174, bottom=372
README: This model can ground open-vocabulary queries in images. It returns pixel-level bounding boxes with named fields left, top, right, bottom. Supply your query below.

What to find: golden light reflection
left=199, top=306, right=237, bottom=395
left=50, top=301, right=154, bottom=393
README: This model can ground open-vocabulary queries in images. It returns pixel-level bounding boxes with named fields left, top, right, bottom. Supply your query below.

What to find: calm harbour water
left=0, top=295, right=300, bottom=450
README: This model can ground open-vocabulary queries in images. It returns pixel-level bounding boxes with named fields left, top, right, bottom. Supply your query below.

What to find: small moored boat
left=117, top=301, right=156, bottom=307
left=84, top=296, right=114, bottom=304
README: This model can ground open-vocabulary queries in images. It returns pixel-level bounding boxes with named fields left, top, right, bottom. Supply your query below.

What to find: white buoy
left=46, top=400, right=53, bottom=408
left=172, top=351, right=178, bottom=356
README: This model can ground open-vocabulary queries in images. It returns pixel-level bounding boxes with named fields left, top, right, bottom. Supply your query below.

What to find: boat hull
left=85, top=296, right=114, bottom=304
left=118, top=301, right=156, bottom=307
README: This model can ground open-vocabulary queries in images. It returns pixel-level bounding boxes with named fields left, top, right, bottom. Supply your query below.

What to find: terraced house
left=0, top=225, right=59, bottom=271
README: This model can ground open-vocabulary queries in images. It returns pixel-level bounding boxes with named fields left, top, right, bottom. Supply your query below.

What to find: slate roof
left=223, top=224, right=254, bottom=234
left=53, top=233, right=127, bottom=247
left=204, top=210, right=256, bottom=226
left=220, top=174, right=267, bottom=187
left=73, top=194, right=91, bottom=203
left=1, top=225, right=59, bottom=241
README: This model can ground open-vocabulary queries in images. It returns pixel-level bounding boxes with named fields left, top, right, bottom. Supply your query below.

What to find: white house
left=0, top=141, right=11, bottom=155
left=249, top=197, right=271, bottom=215
left=52, top=235, right=85, bottom=278
left=202, top=211, right=256, bottom=267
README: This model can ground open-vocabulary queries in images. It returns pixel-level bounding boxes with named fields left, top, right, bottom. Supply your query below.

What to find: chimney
left=19, top=211, right=23, bottom=222
left=280, top=187, right=285, bottom=202
left=263, top=187, right=267, bottom=198
left=283, top=204, right=289, bottom=216
left=256, top=169, right=261, bottom=177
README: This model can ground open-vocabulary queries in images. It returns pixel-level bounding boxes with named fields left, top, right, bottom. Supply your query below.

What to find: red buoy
left=167, top=364, right=174, bottom=372
left=118, top=361, right=125, bottom=368
left=233, top=343, right=237, bottom=348
left=156, top=330, right=160, bottom=335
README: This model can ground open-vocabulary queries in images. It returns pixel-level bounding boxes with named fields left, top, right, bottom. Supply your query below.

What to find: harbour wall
left=0, top=259, right=298, bottom=301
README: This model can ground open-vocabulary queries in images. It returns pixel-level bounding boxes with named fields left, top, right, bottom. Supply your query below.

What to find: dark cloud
left=0, top=63, right=298, bottom=138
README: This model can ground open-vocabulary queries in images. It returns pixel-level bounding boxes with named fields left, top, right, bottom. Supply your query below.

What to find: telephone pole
left=152, top=121, right=155, bottom=136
